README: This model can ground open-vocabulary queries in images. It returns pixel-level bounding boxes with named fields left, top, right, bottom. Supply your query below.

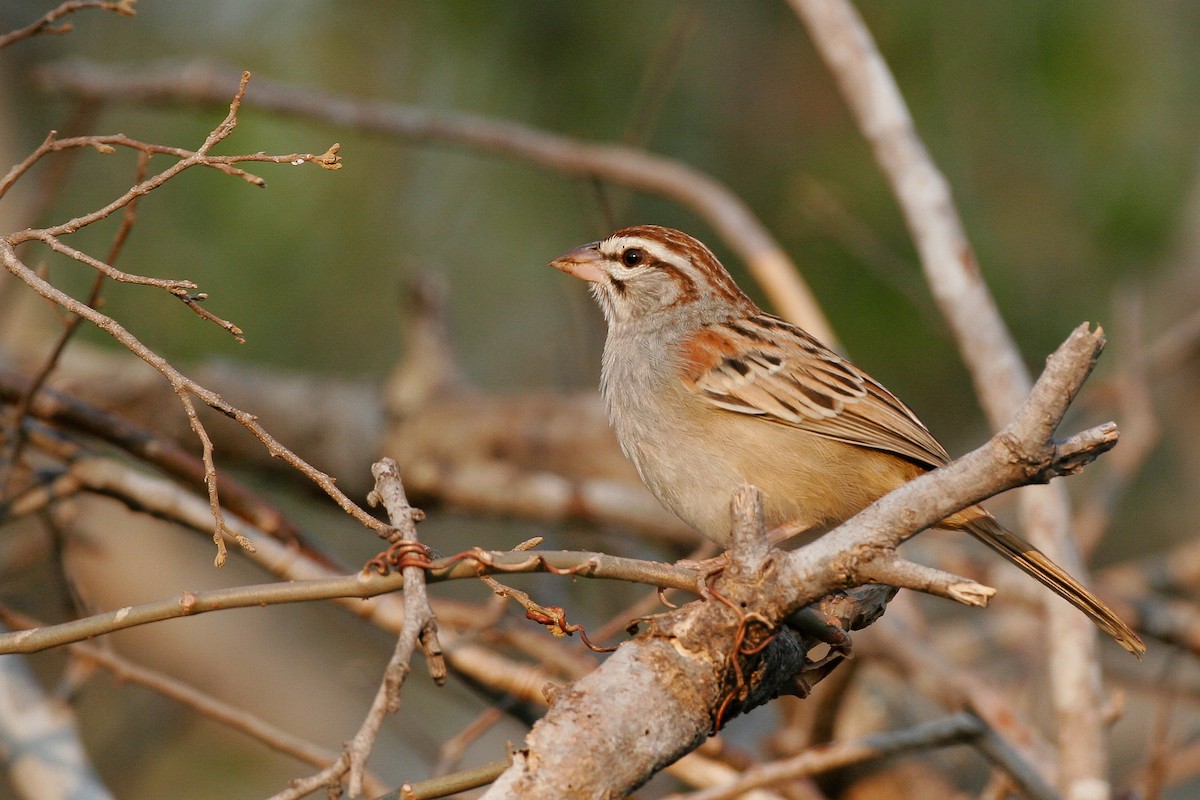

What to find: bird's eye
left=621, top=248, right=644, bottom=267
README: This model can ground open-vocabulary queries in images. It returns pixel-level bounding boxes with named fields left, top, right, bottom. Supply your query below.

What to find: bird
left=549, top=224, right=1144, bottom=656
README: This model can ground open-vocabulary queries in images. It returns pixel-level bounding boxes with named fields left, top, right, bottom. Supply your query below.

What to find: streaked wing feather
left=683, top=315, right=952, bottom=469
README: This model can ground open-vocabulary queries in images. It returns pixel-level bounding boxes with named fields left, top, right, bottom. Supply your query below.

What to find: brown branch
left=0, top=130, right=339, bottom=201
left=393, top=759, right=511, bottom=800
left=0, top=549, right=698, bottom=655
left=0, top=368, right=321, bottom=558
left=22, top=229, right=196, bottom=292
left=0, top=0, right=135, bottom=50
left=1, top=72, right=350, bottom=564
left=0, top=149, right=149, bottom=496
left=341, top=460, right=444, bottom=797
left=6, top=134, right=340, bottom=249
left=32, top=59, right=834, bottom=345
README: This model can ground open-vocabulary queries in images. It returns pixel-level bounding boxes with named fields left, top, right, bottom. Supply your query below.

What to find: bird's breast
left=599, top=333, right=916, bottom=544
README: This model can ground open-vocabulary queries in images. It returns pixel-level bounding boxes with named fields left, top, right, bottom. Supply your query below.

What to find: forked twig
left=0, top=149, right=150, bottom=495
left=0, top=0, right=135, bottom=50
left=33, top=59, right=835, bottom=344
left=0, top=73, right=364, bottom=565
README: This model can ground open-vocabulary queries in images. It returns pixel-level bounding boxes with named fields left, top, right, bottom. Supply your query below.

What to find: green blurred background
left=1, top=1, right=1198, bottom=796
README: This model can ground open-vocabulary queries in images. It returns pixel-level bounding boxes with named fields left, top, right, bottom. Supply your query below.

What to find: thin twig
left=0, top=0, right=135, bottom=50
left=33, top=60, right=833, bottom=344
left=1, top=73, right=350, bottom=564
left=340, top=460, right=444, bottom=797
left=0, top=547, right=698, bottom=656
left=0, top=369, right=318, bottom=555
left=388, top=759, right=511, bottom=800
left=0, top=150, right=149, bottom=495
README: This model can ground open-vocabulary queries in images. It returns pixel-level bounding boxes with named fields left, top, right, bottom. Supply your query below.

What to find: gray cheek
left=636, top=277, right=680, bottom=314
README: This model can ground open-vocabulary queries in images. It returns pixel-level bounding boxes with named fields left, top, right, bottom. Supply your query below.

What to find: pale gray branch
left=790, top=2, right=1113, bottom=794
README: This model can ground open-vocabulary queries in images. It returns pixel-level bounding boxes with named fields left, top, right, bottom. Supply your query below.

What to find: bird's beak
left=549, top=242, right=605, bottom=283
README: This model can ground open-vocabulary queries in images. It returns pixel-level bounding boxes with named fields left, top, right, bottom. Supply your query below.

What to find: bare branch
left=33, top=60, right=834, bottom=344
left=0, top=0, right=135, bottom=51
left=0, top=548, right=697, bottom=655
left=0, top=71, right=353, bottom=564
left=0, top=368, right=320, bottom=554
left=340, top=460, right=444, bottom=797
left=3, top=238, right=384, bottom=560
left=858, top=557, right=995, bottom=608
left=0, top=149, right=150, bottom=496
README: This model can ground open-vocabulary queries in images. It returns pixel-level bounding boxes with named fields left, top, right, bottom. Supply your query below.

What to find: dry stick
left=664, top=712, right=1059, bottom=800
left=0, top=77, right=363, bottom=564
left=0, top=0, right=135, bottom=50
left=789, top=2, right=1115, bottom=797
left=0, top=131, right=107, bottom=200
left=388, top=759, right=511, bottom=800
left=0, top=130, right=322, bottom=200
left=0, top=451, right=582, bottom=714
left=0, top=548, right=695, bottom=655
left=33, top=61, right=835, bottom=346
left=6, top=450, right=569, bottom=743
left=269, top=460, right=449, bottom=800
left=584, top=539, right=719, bottom=645
left=0, top=369, right=315, bottom=554
left=26, top=230, right=196, bottom=293
left=5, top=139, right=336, bottom=336
left=0, top=237, right=251, bottom=564
left=345, top=460, right=446, bottom=797
left=7, top=113, right=341, bottom=251
left=0, top=150, right=149, bottom=497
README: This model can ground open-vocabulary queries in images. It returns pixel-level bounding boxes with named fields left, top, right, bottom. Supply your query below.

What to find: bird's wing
left=680, top=314, right=952, bottom=469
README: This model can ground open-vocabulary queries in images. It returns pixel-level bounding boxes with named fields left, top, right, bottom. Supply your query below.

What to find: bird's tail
left=958, top=511, right=1144, bottom=657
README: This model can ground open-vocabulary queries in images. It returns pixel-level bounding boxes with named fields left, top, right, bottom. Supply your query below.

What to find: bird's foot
left=786, top=605, right=853, bottom=669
